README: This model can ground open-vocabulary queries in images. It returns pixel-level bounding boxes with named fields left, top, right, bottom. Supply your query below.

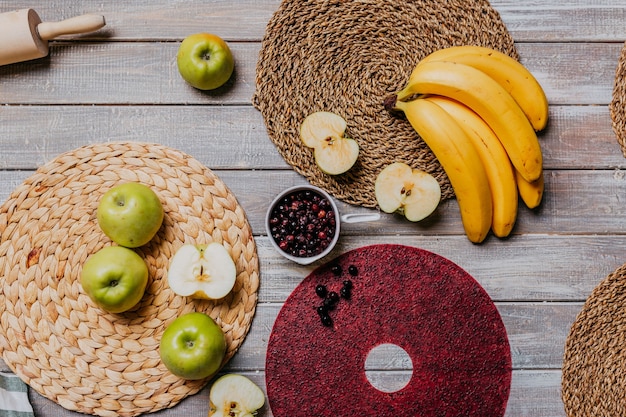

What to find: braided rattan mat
left=253, top=0, right=517, bottom=207
left=562, top=263, right=626, bottom=416
left=610, top=41, right=626, bottom=156
left=0, top=142, right=259, bottom=417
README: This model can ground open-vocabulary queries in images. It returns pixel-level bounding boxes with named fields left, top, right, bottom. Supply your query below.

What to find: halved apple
left=300, top=111, right=359, bottom=175
left=167, top=243, right=236, bottom=300
left=375, top=162, right=441, bottom=222
left=209, top=374, right=265, bottom=417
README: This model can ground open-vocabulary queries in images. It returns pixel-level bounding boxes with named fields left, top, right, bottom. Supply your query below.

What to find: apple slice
left=209, top=374, right=265, bottom=417
left=375, top=162, right=441, bottom=222
left=167, top=243, right=236, bottom=300
left=300, top=111, right=359, bottom=175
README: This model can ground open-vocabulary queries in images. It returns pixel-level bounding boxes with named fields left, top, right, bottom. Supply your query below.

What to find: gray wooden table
left=1, top=1, right=626, bottom=416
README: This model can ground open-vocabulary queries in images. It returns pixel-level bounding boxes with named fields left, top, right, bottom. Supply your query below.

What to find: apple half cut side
left=167, top=243, right=236, bottom=300
left=375, top=162, right=441, bottom=222
left=300, top=111, right=359, bottom=175
left=209, top=374, right=265, bottom=417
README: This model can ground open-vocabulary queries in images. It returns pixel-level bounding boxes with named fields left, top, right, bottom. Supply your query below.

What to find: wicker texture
left=0, top=142, right=259, bottom=416
left=253, top=0, right=517, bottom=207
left=610, top=41, right=626, bottom=156
left=562, top=263, right=626, bottom=416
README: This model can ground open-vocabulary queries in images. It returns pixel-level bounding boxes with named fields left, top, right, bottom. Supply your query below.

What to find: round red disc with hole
left=265, top=244, right=511, bottom=417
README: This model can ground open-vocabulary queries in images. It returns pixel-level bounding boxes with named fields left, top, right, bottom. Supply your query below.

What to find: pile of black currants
left=268, top=189, right=337, bottom=259
left=314, top=263, right=357, bottom=327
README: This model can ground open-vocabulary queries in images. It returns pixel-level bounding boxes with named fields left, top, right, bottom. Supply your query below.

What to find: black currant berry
left=315, top=284, right=328, bottom=298
left=340, top=287, right=351, bottom=300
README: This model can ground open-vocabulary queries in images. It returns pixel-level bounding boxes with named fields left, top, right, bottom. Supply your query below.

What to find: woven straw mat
left=253, top=0, right=518, bottom=207
left=0, top=142, right=260, bottom=417
left=610, top=41, right=626, bottom=156
left=562, top=262, right=626, bottom=416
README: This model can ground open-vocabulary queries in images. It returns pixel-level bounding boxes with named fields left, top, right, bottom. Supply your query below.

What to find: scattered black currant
left=323, top=297, right=336, bottom=310
left=340, top=286, right=351, bottom=300
left=316, top=305, right=328, bottom=316
left=315, top=284, right=328, bottom=298
left=314, top=268, right=357, bottom=327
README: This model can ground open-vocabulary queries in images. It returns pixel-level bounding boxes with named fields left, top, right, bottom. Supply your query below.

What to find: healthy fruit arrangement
left=80, top=181, right=242, bottom=386
left=81, top=182, right=163, bottom=313
left=384, top=45, right=548, bottom=243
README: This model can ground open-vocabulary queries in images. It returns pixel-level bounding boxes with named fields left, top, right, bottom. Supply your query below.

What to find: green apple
left=159, top=312, right=226, bottom=380
left=209, top=374, right=265, bottom=417
left=300, top=111, right=359, bottom=175
left=167, top=243, right=237, bottom=300
left=375, top=162, right=441, bottom=222
left=177, top=33, right=235, bottom=91
left=80, top=246, right=149, bottom=314
left=97, top=182, right=164, bottom=248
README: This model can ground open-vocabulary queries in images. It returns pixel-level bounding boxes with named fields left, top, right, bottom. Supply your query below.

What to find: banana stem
left=383, top=94, right=398, bottom=112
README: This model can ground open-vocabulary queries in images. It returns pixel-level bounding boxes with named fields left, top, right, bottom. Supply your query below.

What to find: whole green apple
left=176, top=33, right=235, bottom=91
left=80, top=246, right=149, bottom=314
left=159, top=312, right=226, bottom=380
left=97, top=182, right=164, bottom=248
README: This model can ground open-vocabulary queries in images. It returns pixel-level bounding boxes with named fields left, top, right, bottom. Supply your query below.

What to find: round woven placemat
left=0, top=142, right=260, bottom=417
left=610, top=41, right=626, bottom=156
left=562, top=263, right=626, bottom=416
left=253, top=0, right=518, bottom=207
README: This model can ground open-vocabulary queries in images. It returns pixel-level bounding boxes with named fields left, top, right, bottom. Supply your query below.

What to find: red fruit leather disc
left=265, top=244, right=511, bottom=417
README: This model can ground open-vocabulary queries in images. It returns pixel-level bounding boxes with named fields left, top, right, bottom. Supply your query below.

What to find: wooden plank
left=251, top=234, right=618, bottom=303
left=0, top=106, right=286, bottom=170
left=0, top=42, right=260, bottom=104
left=3, top=168, right=626, bottom=240
left=0, top=42, right=621, bottom=105
left=507, top=371, right=565, bottom=417
left=24, top=369, right=566, bottom=417
left=0, top=104, right=621, bottom=170
left=0, top=0, right=624, bottom=43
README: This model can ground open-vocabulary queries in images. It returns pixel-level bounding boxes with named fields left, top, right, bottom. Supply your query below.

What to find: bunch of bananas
left=385, top=45, right=547, bottom=243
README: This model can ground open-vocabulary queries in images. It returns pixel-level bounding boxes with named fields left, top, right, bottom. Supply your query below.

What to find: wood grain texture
left=1, top=0, right=625, bottom=416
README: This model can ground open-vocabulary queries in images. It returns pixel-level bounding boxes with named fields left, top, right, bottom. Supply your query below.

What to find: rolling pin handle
left=37, top=14, right=106, bottom=41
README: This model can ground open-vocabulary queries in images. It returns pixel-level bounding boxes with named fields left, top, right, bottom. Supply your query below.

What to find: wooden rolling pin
left=0, top=9, right=106, bottom=66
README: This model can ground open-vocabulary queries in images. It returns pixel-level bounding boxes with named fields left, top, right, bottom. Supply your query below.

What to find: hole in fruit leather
left=364, top=343, right=413, bottom=393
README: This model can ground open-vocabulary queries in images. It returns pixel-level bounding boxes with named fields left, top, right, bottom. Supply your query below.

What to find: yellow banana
left=416, top=45, right=548, bottom=131
left=394, top=98, right=492, bottom=243
left=389, top=60, right=543, bottom=183
left=425, top=95, right=518, bottom=238
left=516, top=169, right=544, bottom=209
